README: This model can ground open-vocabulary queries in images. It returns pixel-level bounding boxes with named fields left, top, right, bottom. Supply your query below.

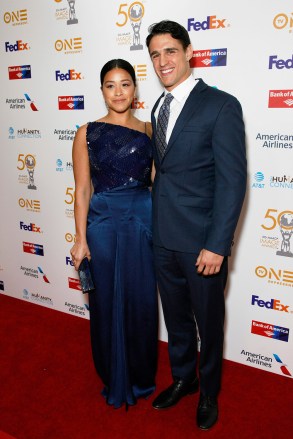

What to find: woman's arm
left=70, top=125, right=92, bottom=270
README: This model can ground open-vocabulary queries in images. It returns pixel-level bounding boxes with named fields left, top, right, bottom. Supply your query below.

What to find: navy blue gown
left=86, top=121, right=158, bottom=408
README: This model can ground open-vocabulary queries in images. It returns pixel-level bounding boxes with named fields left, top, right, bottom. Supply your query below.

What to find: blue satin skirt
left=87, top=182, right=158, bottom=408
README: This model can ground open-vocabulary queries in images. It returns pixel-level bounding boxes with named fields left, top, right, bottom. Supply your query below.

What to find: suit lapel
left=162, top=79, right=208, bottom=162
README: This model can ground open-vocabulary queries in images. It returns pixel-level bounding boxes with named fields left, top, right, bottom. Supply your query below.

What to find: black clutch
left=78, top=257, right=95, bottom=293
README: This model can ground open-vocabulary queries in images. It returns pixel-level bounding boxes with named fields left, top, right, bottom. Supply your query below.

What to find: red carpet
left=0, top=294, right=292, bottom=439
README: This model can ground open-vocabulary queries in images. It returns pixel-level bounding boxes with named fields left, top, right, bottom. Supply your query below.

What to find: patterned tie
left=155, top=93, right=174, bottom=160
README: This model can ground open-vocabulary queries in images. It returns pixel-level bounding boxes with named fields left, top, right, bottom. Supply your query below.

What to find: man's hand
left=195, top=249, right=224, bottom=276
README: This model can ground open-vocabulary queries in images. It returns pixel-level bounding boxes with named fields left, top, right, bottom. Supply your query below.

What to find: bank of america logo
left=190, top=48, right=227, bottom=68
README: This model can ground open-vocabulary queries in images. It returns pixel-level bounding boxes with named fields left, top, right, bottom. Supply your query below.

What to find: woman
left=70, top=59, right=158, bottom=408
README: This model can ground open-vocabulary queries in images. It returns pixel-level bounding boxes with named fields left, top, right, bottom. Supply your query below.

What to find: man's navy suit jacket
left=151, top=78, right=247, bottom=256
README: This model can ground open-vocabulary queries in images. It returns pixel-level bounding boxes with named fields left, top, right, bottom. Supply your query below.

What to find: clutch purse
left=78, top=257, right=95, bottom=293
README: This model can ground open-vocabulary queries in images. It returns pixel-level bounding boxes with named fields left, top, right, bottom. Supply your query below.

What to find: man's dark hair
left=146, top=20, right=191, bottom=50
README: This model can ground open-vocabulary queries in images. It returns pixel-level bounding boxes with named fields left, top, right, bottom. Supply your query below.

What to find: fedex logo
left=20, top=221, right=41, bottom=233
left=55, top=69, right=82, bottom=81
left=269, top=54, right=293, bottom=69
left=5, top=40, right=29, bottom=52
left=66, top=256, right=74, bottom=266
left=187, top=15, right=227, bottom=32
left=251, top=295, right=289, bottom=312
left=131, top=98, right=145, bottom=109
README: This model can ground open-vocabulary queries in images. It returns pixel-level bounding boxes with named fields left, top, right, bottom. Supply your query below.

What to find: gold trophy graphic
left=25, top=155, right=37, bottom=190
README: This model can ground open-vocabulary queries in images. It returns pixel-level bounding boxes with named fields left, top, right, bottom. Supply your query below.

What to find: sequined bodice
left=87, top=122, right=152, bottom=193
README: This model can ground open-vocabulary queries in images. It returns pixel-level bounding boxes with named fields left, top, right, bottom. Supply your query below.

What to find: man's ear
left=186, top=44, right=193, bottom=62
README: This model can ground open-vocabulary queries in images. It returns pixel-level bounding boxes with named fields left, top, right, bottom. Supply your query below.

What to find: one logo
left=133, top=64, right=147, bottom=80
left=3, top=9, right=28, bottom=25
left=68, top=277, right=81, bottom=291
left=65, top=232, right=76, bottom=243
left=187, top=15, right=228, bottom=32
left=58, top=95, right=84, bottom=110
left=20, top=221, right=42, bottom=233
left=55, top=69, right=82, bottom=81
left=24, top=94, right=38, bottom=111
left=255, top=265, right=293, bottom=287
left=23, top=242, right=44, bottom=256
left=190, top=49, right=227, bottom=68
left=251, top=320, right=289, bottom=342
left=0, top=281, right=4, bottom=291
left=54, top=37, right=82, bottom=54
left=273, top=354, right=292, bottom=376
left=37, top=267, right=50, bottom=283
left=252, top=171, right=265, bottom=188
left=5, top=40, right=29, bottom=52
left=18, top=198, right=40, bottom=212
left=251, top=295, right=290, bottom=313
left=8, top=65, right=31, bottom=80
left=273, top=12, right=293, bottom=32
left=268, top=90, right=293, bottom=108
left=269, top=54, right=293, bottom=70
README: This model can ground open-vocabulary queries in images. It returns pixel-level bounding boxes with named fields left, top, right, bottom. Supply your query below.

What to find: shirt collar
left=163, top=75, right=197, bottom=103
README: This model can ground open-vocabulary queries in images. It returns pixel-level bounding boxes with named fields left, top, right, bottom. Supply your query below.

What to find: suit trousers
left=154, top=245, right=228, bottom=397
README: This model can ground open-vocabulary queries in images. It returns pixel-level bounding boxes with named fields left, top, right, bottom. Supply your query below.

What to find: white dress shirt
left=155, top=75, right=198, bottom=143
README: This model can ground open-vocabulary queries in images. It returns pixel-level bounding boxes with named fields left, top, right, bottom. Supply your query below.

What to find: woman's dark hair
left=146, top=20, right=191, bottom=50
left=100, top=59, right=136, bottom=86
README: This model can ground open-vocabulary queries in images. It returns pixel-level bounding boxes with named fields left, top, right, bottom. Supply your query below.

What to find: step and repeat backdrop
left=0, top=0, right=292, bottom=378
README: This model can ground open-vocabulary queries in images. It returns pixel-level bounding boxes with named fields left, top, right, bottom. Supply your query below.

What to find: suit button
left=161, top=169, right=165, bottom=174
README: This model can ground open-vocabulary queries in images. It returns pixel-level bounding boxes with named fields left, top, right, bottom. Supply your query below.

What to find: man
left=146, top=20, right=247, bottom=430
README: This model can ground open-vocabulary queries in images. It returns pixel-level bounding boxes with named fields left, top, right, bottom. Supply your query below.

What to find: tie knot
left=164, top=93, right=174, bottom=106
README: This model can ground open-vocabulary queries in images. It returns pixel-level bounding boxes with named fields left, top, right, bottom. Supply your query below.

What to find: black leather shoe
left=152, top=377, right=199, bottom=410
left=197, top=394, right=218, bottom=430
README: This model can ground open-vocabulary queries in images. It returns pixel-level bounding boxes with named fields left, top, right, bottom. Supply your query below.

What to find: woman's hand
left=70, top=241, right=91, bottom=271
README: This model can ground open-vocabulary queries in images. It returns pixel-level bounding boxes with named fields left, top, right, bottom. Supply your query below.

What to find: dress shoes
left=152, top=377, right=199, bottom=410
left=196, top=394, right=218, bottom=430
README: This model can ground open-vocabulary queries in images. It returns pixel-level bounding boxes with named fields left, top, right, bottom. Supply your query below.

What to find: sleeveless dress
left=86, top=121, right=158, bottom=408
